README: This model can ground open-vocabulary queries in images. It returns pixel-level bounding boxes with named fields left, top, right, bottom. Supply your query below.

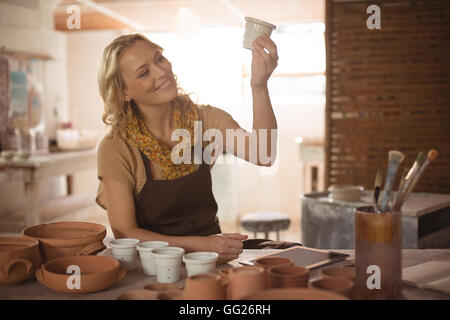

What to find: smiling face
left=119, top=39, right=178, bottom=107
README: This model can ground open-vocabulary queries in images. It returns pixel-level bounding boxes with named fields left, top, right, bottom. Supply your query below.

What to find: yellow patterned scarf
left=124, top=98, right=200, bottom=180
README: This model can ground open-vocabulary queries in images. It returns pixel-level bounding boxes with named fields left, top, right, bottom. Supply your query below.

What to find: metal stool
left=240, top=211, right=291, bottom=240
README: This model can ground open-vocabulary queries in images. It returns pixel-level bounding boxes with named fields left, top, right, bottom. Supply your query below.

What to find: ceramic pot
left=268, top=265, right=309, bottom=288
left=157, top=290, right=184, bottom=300
left=0, top=236, right=41, bottom=285
left=143, top=282, right=183, bottom=291
left=152, top=247, right=185, bottom=283
left=228, top=266, right=266, bottom=300
left=23, top=221, right=106, bottom=263
left=137, top=241, right=168, bottom=275
left=218, top=268, right=231, bottom=299
left=255, top=256, right=293, bottom=288
left=311, top=278, right=354, bottom=298
left=36, top=255, right=126, bottom=293
left=182, top=252, right=219, bottom=277
left=320, top=265, right=355, bottom=281
left=109, top=238, right=140, bottom=271
left=183, top=273, right=225, bottom=300
left=243, top=17, right=276, bottom=50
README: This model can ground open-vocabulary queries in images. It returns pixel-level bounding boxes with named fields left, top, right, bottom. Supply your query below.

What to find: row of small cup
left=109, top=238, right=218, bottom=283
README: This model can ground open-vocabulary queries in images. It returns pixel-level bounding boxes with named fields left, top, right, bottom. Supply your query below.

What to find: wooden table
left=1, top=249, right=449, bottom=300
left=0, top=148, right=97, bottom=226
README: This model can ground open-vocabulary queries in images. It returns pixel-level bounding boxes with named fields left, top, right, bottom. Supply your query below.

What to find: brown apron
left=134, top=148, right=221, bottom=236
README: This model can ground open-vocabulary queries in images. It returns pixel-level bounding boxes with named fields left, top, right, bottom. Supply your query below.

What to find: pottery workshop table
left=0, top=148, right=97, bottom=226
left=1, top=248, right=449, bottom=300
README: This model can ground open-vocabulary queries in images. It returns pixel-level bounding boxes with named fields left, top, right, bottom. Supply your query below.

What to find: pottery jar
left=182, top=252, right=219, bottom=277
left=137, top=241, right=169, bottom=276
left=243, top=17, right=276, bottom=50
left=268, top=265, right=309, bottom=289
left=311, top=278, right=354, bottom=298
left=228, top=266, right=267, bottom=300
left=23, top=221, right=106, bottom=263
left=152, top=246, right=185, bottom=283
left=254, top=256, right=293, bottom=288
left=36, top=255, right=126, bottom=293
left=109, top=238, right=140, bottom=271
left=0, top=236, right=41, bottom=285
left=183, top=273, right=225, bottom=300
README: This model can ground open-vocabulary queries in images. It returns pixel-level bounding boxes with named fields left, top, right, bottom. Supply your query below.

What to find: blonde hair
left=98, top=33, right=194, bottom=139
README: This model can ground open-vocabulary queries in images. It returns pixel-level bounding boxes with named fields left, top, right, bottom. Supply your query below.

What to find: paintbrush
left=393, top=152, right=425, bottom=211
left=373, top=168, right=382, bottom=211
left=394, top=149, right=438, bottom=210
left=379, top=150, right=405, bottom=212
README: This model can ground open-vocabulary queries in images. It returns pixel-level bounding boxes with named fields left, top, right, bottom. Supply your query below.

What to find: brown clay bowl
left=23, top=221, right=107, bottom=262
left=311, top=277, right=354, bottom=297
left=0, top=236, right=41, bottom=285
left=320, top=265, right=355, bottom=280
left=268, top=265, right=309, bottom=288
left=143, top=282, right=183, bottom=291
left=242, top=288, right=349, bottom=300
left=254, top=256, right=294, bottom=270
left=36, top=255, right=126, bottom=293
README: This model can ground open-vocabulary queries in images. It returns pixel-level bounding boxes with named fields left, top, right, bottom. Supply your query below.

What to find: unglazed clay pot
left=23, top=222, right=106, bottom=263
left=182, top=252, right=219, bottom=277
left=254, top=256, right=293, bottom=288
left=183, top=273, right=226, bottom=300
left=268, top=265, right=309, bottom=288
left=137, top=241, right=169, bottom=276
left=218, top=268, right=231, bottom=299
left=228, top=266, right=267, bottom=300
left=109, top=238, right=140, bottom=271
left=0, top=236, right=41, bottom=285
left=320, top=265, right=355, bottom=281
left=36, top=255, right=126, bottom=293
left=143, top=282, right=183, bottom=291
left=152, top=247, right=185, bottom=283
left=311, top=277, right=354, bottom=298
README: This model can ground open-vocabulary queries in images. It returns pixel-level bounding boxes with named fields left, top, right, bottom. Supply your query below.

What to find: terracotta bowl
left=320, top=265, right=355, bottom=281
left=143, top=282, right=183, bottom=291
left=0, top=236, right=41, bottom=285
left=268, top=265, right=309, bottom=288
left=23, top=221, right=107, bottom=263
left=36, top=255, right=126, bottom=293
left=311, top=278, right=354, bottom=297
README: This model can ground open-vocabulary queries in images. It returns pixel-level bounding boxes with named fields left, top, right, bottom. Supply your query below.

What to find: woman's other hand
left=250, top=34, right=278, bottom=88
left=206, top=233, right=248, bottom=264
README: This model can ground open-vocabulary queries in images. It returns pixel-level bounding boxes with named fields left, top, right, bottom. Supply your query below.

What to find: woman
left=96, top=33, right=278, bottom=264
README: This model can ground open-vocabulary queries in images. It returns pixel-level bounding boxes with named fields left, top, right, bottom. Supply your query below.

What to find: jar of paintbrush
left=354, top=205, right=402, bottom=299
left=354, top=149, right=438, bottom=300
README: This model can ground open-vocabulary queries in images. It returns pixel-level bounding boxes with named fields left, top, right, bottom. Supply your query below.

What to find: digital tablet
left=239, top=246, right=349, bottom=270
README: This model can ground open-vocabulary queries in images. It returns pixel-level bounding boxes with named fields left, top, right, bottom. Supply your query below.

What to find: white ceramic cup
left=109, top=238, right=140, bottom=271
left=152, top=247, right=185, bottom=283
left=243, top=16, right=276, bottom=50
left=137, top=241, right=169, bottom=276
left=182, top=252, right=219, bottom=277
